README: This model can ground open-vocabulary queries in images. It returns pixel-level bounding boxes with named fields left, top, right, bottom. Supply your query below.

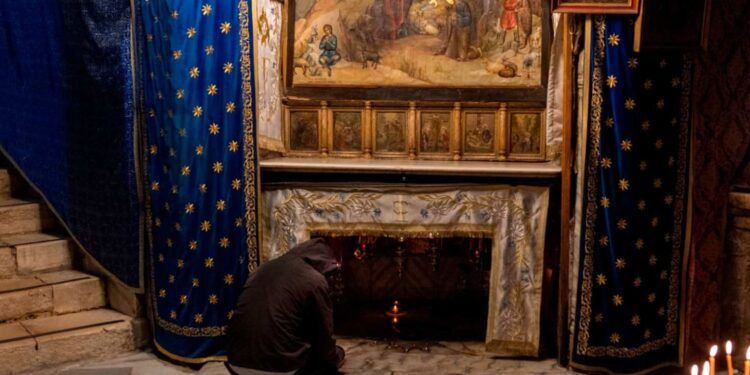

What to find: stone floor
left=27, top=339, right=578, bottom=375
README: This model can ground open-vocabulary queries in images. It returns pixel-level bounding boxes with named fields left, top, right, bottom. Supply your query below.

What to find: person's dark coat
left=227, top=238, right=340, bottom=373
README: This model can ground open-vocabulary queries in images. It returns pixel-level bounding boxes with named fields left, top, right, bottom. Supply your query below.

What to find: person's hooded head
left=288, top=238, right=339, bottom=276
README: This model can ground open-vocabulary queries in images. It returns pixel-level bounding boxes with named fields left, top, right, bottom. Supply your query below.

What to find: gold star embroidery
left=231, top=179, right=241, bottom=190
left=216, top=200, right=226, bottom=211
left=644, top=329, right=652, bottom=339
left=618, top=179, right=630, bottom=191
left=189, top=240, right=198, bottom=250
left=658, top=307, right=666, bottom=316
left=656, top=99, right=665, bottom=109
left=605, top=117, right=614, bottom=127
left=668, top=156, right=676, bottom=167
left=169, top=310, right=177, bottom=319
left=168, top=274, right=175, bottom=284
left=174, top=222, right=182, bottom=231
left=641, top=120, right=650, bottom=131
left=599, top=236, right=609, bottom=246
left=600, top=158, right=613, bottom=169
left=608, top=34, right=620, bottom=46
left=649, top=255, right=658, bottom=265
left=612, top=294, right=624, bottom=306
left=200, top=220, right=211, bottom=232
left=624, top=98, right=636, bottom=110
left=199, top=184, right=208, bottom=193
left=178, top=128, right=187, bottom=137
left=201, top=4, right=212, bottom=16
left=192, top=278, right=200, bottom=287
left=664, top=195, right=674, bottom=205
left=671, top=77, right=681, bottom=87
left=149, top=145, right=158, bottom=155
left=620, top=139, right=633, bottom=151
left=653, top=178, right=662, bottom=188
left=224, top=274, right=234, bottom=285
left=607, top=75, right=618, bottom=88
left=151, top=181, right=160, bottom=191
left=209, top=123, right=220, bottom=135
left=648, top=293, right=656, bottom=303
left=227, top=310, right=235, bottom=320
left=651, top=217, right=659, bottom=227
left=155, top=218, right=162, bottom=228
left=660, top=270, right=669, bottom=280
left=172, top=50, right=182, bottom=60
left=180, top=295, right=188, bottom=304
left=194, top=313, right=203, bottom=324
left=212, top=161, right=223, bottom=173
left=204, top=257, right=214, bottom=268
left=596, top=274, right=607, bottom=286
left=186, top=27, right=196, bottom=38
left=205, top=45, right=214, bottom=55
left=181, top=165, right=191, bottom=176
left=616, top=219, right=627, bottom=230
left=185, top=203, right=195, bottom=214
left=639, top=160, right=648, bottom=171
left=610, top=333, right=621, bottom=344
left=176, top=89, right=184, bottom=99
left=223, top=62, right=234, bottom=74
left=176, top=258, right=183, bottom=268
left=655, top=139, right=664, bottom=149
left=635, top=238, right=644, bottom=249
left=628, top=57, right=638, bottom=69
left=192, top=106, right=203, bottom=117
left=234, top=217, right=243, bottom=227
left=228, top=140, right=239, bottom=152
left=631, top=315, right=641, bottom=326
left=219, top=237, right=230, bottom=248
left=220, top=22, right=231, bottom=34
left=226, top=102, right=236, bottom=113
left=189, top=66, right=200, bottom=78
left=195, top=145, right=204, bottom=155
left=209, top=294, right=218, bottom=304
left=207, top=84, right=218, bottom=96
left=633, top=277, right=642, bottom=287
left=171, top=10, right=179, bottom=19
left=158, top=288, right=166, bottom=298
left=615, top=258, right=626, bottom=269
left=595, top=313, right=604, bottom=323
left=600, top=196, right=611, bottom=208
left=644, top=80, right=653, bottom=90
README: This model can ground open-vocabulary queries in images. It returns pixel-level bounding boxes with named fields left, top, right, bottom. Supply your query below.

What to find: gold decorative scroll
left=261, top=184, right=549, bottom=356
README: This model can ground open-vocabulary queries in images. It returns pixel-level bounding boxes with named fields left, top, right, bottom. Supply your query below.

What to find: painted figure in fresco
left=318, top=24, right=340, bottom=76
left=226, top=239, right=345, bottom=375
left=436, top=0, right=477, bottom=61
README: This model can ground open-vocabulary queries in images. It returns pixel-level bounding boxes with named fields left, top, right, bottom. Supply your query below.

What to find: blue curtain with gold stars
left=0, top=0, right=143, bottom=288
left=571, top=16, right=692, bottom=373
left=139, top=0, right=258, bottom=362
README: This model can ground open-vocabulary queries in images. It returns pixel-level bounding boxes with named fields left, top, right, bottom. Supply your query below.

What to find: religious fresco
left=290, top=0, right=544, bottom=88
left=289, top=110, right=319, bottom=151
left=374, top=111, right=408, bottom=153
left=254, top=0, right=284, bottom=150
left=331, top=111, right=363, bottom=152
left=419, top=111, right=451, bottom=154
left=463, top=112, right=496, bottom=154
left=509, top=112, right=541, bottom=154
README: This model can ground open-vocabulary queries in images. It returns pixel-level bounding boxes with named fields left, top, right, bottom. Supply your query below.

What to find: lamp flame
left=702, top=361, right=710, bottom=375
left=745, top=346, right=750, bottom=360
left=710, top=345, right=718, bottom=357
left=690, top=364, right=698, bottom=375
left=727, top=341, right=733, bottom=355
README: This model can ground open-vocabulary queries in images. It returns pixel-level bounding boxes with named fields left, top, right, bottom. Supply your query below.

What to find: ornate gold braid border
left=575, top=16, right=691, bottom=358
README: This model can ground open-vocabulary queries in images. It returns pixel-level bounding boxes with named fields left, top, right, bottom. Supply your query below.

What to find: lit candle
left=392, top=316, right=398, bottom=324
left=727, top=341, right=734, bottom=375
left=391, top=301, right=399, bottom=314
left=744, top=346, right=749, bottom=375
left=710, top=345, right=718, bottom=375
left=691, top=364, right=699, bottom=375
left=703, top=361, right=710, bottom=375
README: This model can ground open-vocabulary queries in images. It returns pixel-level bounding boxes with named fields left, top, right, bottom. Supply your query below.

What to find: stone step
left=0, top=169, right=9, bottom=199
left=0, top=270, right=106, bottom=323
left=0, top=233, right=74, bottom=278
left=0, top=309, right=136, bottom=375
left=0, top=199, right=56, bottom=236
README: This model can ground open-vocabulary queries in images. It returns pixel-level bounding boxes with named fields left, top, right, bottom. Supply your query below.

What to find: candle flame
left=702, top=361, right=710, bottom=375
left=690, top=364, right=698, bottom=375
left=726, top=340, right=733, bottom=355
left=745, top=346, right=750, bottom=360
left=711, top=345, right=718, bottom=357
